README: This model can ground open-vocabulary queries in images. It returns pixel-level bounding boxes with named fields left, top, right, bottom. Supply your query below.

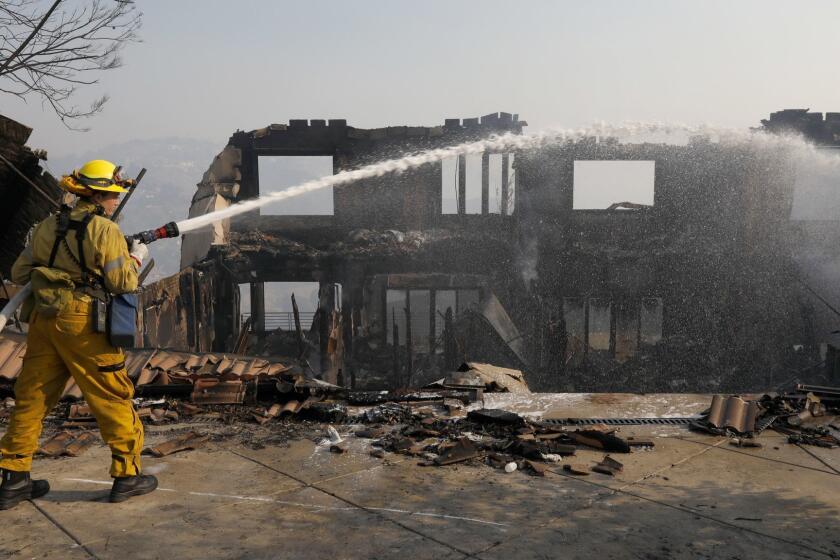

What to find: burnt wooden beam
left=501, top=153, right=510, bottom=215
left=457, top=154, right=467, bottom=215
left=250, top=282, right=265, bottom=336
left=481, top=152, right=490, bottom=215
left=392, top=308, right=400, bottom=389
left=291, top=293, right=305, bottom=358
left=404, top=293, right=413, bottom=387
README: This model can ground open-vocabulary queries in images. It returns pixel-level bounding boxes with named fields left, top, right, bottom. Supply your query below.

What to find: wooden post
left=501, top=153, right=510, bottom=216
left=481, top=152, right=490, bottom=215
left=291, top=293, right=305, bottom=358
left=250, top=282, right=265, bottom=337
left=429, top=290, right=437, bottom=354
left=457, top=154, right=467, bottom=215
left=404, top=293, right=413, bottom=387
left=392, top=308, right=400, bottom=389
left=342, top=305, right=353, bottom=389
left=443, top=306, right=456, bottom=370
left=318, top=283, right=342, bottom=384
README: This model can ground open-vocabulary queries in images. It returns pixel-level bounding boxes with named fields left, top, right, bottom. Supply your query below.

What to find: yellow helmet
left=59, top=159, right=129, bottom=196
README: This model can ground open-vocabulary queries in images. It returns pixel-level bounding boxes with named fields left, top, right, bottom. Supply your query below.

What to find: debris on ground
left=691, top=384, right=840, bottom=448
left=326, top=425, right=343, bottom=444
left=454, top=362, right=530, bottom=394
left=467, top=408, right=526, bottom=426
left=12, top=362, right=839, bottom=479
left=144, top=431, right=209, bottom=457
left=566, top=429, right=631, bottom=453
left=433, top=437, right=481, bottom=466
left=39, top=430, right=98, bottom=457
left=0, top=398, right=13, bottom=420
left=563, top=463, right=590, bottom=476
left=592, top=455, right=624, bottom=476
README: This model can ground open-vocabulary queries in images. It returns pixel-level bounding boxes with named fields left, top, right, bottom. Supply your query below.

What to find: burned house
left=147, top=111, right=837, bottom=392
left=178, top=114, right=527, bottom=387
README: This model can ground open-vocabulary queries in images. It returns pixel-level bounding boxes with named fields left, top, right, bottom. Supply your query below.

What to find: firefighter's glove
left=129, top=240, right=149, bottom=268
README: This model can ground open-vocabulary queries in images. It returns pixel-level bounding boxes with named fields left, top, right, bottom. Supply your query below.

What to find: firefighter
left=0, top=160, right=156, bottom=510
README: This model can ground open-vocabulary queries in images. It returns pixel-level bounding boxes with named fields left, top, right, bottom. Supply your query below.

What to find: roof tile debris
left=39, top=431, right=97, bottom=458
left=192, top=378, right=247, bottom=405
left=707, top=395, right=761, bottom=433
left=692, top=387, right=840, bottom=447
left=455, top=362, right=530, bottom=394
left=0, top=333, right=298, bottom=401
left=592, top=455, right=624, bottom=476
left=144, top=431, right=209, bottom=457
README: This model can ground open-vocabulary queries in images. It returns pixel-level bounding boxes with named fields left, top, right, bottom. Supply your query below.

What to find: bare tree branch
left=0, top=0, right=142, bottom=129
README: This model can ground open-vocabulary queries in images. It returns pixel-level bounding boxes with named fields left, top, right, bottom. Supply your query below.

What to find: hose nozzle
left=130, top=221, right=180, bottom=245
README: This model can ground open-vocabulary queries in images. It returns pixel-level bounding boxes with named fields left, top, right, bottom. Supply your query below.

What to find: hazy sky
left=5, top=0, right=840, bottom=159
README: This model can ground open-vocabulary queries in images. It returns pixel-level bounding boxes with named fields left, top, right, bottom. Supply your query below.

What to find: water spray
left=173, top=121, right=840, bottom=234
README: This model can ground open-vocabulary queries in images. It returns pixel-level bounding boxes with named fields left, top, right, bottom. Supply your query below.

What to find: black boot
left=109, top=473, right=158, bottom=503
left=0, top=469, right=50, bottom=510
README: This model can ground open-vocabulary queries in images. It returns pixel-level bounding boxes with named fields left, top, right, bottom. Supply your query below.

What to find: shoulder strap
left=68, top=212, right=97, bottom=281
left=47, top=205, right=73, bottom=268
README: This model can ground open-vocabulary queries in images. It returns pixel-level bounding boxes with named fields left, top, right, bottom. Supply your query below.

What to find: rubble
left=433, top=438, right=481, bottom=466
left=39, top=431, right=97, bottom=458
left=566, top=430, right=632, bottom=453
left=144, top=431, right=209, bottom=457
left=691, top=385, right=840, bottom=448
left=592, top=455, right=624, bottom=476
left=563, top=463, right=590, bottom=475
left=466, top=409, right=526, bottom=426
left=452, top=362, right=530, bottom=394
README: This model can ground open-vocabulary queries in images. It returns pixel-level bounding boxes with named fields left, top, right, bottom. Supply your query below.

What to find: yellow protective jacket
left=12, top=199, right=138, bottom=312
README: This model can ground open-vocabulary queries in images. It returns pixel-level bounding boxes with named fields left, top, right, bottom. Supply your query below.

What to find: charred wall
left=0, top=115, right=63, bottom=277
left=137, top=262, right=239, bottom=353
left=517, top=137, right=802, bottom=391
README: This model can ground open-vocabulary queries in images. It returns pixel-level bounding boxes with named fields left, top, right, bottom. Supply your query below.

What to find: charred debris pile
left=691, top=384, right=840, bottom=448
left=3, top=342, right=838, bottom=475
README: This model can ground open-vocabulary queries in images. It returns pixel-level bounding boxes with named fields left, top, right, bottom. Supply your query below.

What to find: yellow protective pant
left=0, top=297, right=143, bottom=477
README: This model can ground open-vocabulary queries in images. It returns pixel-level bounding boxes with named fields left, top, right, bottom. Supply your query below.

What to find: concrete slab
left=614, top=439, right=840, bottom=557
left=0, top=500, right=91, bottom=559
left=38, top=480, right=465, bottom=560
left=171, top=489, right=468, bottom=560
left=792, top=441, right=840, bottom=474
left=478, top=492, right=829, bottom=560
left=675, top=433, right=840, bottom=475
left=230, top=433, right=408, bottom=486
left=29, top=441, right=303, bottom=503
left=308, top=449, right=608, bottom=555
